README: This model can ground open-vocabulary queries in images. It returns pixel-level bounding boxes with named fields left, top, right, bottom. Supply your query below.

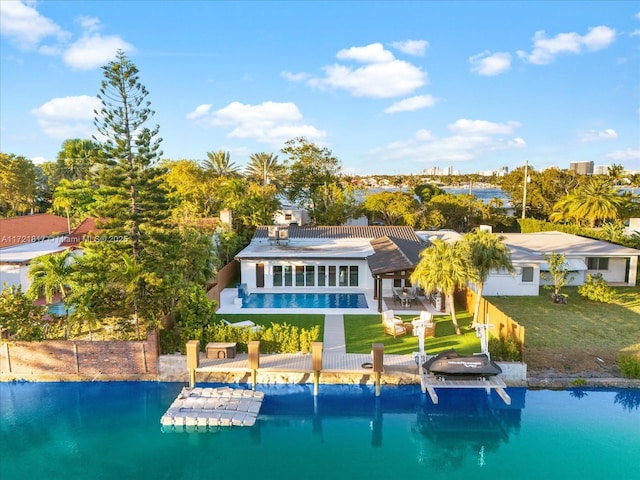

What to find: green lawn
left=216, top=311, right=480, bottom=355
left=486, top=286, right=640, bottom=351
left=344, top=311, right=480, bottom=355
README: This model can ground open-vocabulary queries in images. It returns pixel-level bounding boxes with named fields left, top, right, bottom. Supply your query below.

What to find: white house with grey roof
left=235, top=226, right=639, bottom=309
left=235, top=225, right=425, bottom=311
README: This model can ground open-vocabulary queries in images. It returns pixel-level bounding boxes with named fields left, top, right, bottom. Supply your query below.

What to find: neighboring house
left=0, top=215, right=99, bottom=292
left=236, top=226, right=640, bottom=308
left=235, top=225, right=425, bottom=311
left=489, top=231, right=640, bottom=295
left=0, top=214, right=69, bottom=292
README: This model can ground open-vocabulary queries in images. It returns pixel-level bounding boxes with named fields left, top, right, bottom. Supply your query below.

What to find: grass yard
left=486, top=285, right=640, bottom=375
left=344, top=311, right=480, bottom=356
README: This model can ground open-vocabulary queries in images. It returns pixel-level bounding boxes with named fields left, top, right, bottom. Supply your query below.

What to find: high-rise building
left=569, top=161, right=594, bottom=175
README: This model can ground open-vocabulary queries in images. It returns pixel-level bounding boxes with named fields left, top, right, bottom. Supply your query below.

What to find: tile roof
left=0, top=214, right=69, bottom=249
left=59, top=217, right=103, bottom=248
left=253, top=225, right=421, bottom=241
left=367, top=235, right=426, bottom=275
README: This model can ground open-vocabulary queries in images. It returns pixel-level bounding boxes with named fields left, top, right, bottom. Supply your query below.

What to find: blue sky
left=1, top=1, right=639, bottom=175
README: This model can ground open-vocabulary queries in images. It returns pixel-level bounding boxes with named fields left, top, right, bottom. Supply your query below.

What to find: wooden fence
left=455, top=288, right=526, bottom=361
left=206, top=260, right=240, bottom=308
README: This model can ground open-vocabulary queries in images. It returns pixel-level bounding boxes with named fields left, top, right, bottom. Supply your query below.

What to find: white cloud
left=186, top=100, right=326, bottom=145
left=1, top=2, right=133, bottom=70
left=630, top=29, right=640, bottom=37
left=448, top=119, right=521, bottom=135
left=31, top=95, right=101, bottom=139
left=304, top=43, right=427, bottom=98
left=469, top=51, right=512, bottom=76
left=0, top=0, right=69, bottom=51
left=517, top=25, right=616, bottom=65
left=280, top=71, right=311, bottom=82
left=77, top=16, right=101, bottom=33
left=390, top=40, right=429, bottom=56
left=580, top=128, right=618, bottom=142
left=336, top=43, right=395, bottom=63
left=606, top=148, right=640, bottom=162
left=63, top=33, right=133, bottom=70
left=186, top=104, right=213, bottom=120
left=371, top=118, right=525, bottom=163
left=384, top=95, right=437, bottom=113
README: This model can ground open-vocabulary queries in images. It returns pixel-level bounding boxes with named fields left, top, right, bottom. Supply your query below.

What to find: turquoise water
left=243, top=292, right=368, bottom=309
left=47, top=302, right=75, bottom=315
left=1, top=382, right=639, bottom=480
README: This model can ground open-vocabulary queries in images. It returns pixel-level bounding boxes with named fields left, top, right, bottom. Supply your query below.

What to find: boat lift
left=414, top=317, right=511, bottom=405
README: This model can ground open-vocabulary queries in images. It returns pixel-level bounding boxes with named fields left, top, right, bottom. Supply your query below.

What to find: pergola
left=367, top=235, right=425, bottom=312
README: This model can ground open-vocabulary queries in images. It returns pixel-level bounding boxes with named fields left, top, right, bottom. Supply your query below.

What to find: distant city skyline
left=1, top=1, right=639, bottom=174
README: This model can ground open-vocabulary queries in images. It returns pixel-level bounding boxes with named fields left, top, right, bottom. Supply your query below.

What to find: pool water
left=242, top=292, right=368, bottom=309
left=1, top=382, right=638, bottom=479
left=47, top=302, right=75, bottom=315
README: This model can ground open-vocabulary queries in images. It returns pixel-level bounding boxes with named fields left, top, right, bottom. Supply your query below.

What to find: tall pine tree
left=92, top=49, right=165, bottom=258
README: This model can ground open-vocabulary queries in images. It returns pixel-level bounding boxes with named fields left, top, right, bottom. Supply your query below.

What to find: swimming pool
left=1, top=382, right=638, bottom=479
left=242, top=292, right=368, bottom=309
left=47, top=302, right=75, bottom=315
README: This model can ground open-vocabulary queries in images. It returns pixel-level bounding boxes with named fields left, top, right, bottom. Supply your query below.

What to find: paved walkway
left=323, top=314, right=346, bottom=354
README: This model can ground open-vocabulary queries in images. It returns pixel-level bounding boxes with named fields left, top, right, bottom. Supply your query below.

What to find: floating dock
left=421, top=374, right=511, bottom=405
left=160, top=386, right=264, bottom=431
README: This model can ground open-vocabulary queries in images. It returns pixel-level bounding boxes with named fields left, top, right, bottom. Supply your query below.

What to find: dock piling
left=372, top=343, right=384, bottom=397
left=248, top=341, right=260, bottom=390
left=311, top=342, right=323, bottom=396
left=186, top=340, right=200, bottom=388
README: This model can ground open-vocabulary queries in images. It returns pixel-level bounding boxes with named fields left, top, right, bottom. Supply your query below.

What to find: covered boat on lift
left=423, top=349, right=502, bottom=379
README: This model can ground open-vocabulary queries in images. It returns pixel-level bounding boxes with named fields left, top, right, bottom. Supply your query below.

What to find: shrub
left=617, top=350, right=640, bottom=379
left=488, top=335, right=522, bottom=362
left=578, top=273, right=616, bottom=303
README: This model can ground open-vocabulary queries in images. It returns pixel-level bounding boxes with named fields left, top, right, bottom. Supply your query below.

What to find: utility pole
left=521, top=160, right=529, bottom=220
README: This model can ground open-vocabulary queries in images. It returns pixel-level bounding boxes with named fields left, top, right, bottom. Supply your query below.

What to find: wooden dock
left=421, top=374, right=511, bottom=405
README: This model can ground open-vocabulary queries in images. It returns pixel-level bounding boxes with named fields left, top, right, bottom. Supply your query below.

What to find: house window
left=328, top=266, right=336, bottom=286
left=305, top=266, right=315, bottom=286
left=295, top=266, right=305, bottom=286
left=318, top=266, right=326, bottom=287
left=587, top=257, right=609, bottom=270
left=284, top=266, right=292, bottom=286
left=393, top=278, right=402, bottom=288
left=273, top=266, right=283, bottom=287
left=349, top=266, right=359, bottom=286
left=522, top=267, right=534, bottom=283
left=339, top=266, right=349, bottom=286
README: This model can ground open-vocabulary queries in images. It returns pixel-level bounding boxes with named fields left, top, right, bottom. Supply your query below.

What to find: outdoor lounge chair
left=382, top=310, right=406, bottom=338
left=222, top=319, right=262, bottom=332
left=411, top=311, right=435, bottom=337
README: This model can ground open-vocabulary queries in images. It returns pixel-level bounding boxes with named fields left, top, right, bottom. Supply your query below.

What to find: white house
left=0, top=214, right=69, bottom=292
left=0, top=216, right=100, bottom=293
left=236, top=227, right=640, bottom=309
left=483, top=231, right=640, bottom=296
left=235, top=225, right=425, bottom=312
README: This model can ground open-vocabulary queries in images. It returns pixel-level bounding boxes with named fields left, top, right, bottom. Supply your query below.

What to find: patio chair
left=411, top=311, right=435, bottom=337
left=382, top=310, right=406, bottom=338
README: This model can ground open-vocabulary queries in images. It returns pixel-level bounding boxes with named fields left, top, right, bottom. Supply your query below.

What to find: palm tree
left=462, top=228, right=513, bottom=327
left=27, top=250, right=74, bottom=339
left=203, top=150, right=241, bottom=178
left=410, top=239, right=477, bottom=335
left=111, top=253, right=144, bottom=340
left=27, top=251, right=73, bottom=304
left=56, top=138, right=102, bottom=180
left=245, top=152, right=286, bottom=191
left=550, top=177, right=625, bottom=228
